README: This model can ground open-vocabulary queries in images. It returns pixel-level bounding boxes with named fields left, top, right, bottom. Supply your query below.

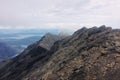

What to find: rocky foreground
left=0, top=25, right=120, bottom=80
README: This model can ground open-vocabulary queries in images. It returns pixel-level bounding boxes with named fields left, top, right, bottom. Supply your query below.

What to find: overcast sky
left=0, top=0, right=120, bottom=31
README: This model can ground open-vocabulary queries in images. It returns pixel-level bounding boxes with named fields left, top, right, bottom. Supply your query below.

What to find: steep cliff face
left=0, top=26, right=120, bottom=80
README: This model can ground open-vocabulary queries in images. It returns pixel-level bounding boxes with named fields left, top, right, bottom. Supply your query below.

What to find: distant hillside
left=0, top=29, right=60, bottom=54
left=0, top=40, right=17, bottom=61
left=0, top=26, right=120, bottom=80
left=5, top=36, right=42, bottom=53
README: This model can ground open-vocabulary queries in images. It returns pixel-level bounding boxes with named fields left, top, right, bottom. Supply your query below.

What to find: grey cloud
left=0, top=0, right=120, bottom=30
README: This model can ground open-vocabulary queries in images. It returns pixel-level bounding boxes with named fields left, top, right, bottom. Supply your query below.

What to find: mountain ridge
left=0, top=26, right=120, bottom=80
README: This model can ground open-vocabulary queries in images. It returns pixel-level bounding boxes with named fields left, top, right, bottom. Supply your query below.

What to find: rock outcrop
left=0, top=26, right=120, bottom=80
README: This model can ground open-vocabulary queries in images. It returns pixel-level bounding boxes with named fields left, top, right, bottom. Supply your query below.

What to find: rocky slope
left=0, top=33, right=67, bottom=80
left=0, top=26, right=120, bottom=80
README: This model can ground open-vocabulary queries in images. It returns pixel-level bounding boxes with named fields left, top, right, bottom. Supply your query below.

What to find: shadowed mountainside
left=0, top=41, right=17, bottom=61
left=0, top=33, right=67, bottom=80
left=0, top=25, right=120, bottom=80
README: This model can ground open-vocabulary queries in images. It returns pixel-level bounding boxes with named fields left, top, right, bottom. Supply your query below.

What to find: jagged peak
left=44, top=32, right=54, bottom=36
left=99, top=25, right=106, bottom=28
left=39, top=33, right=56, bottom=41
left=73, top=25, right=112, bottom=36
left=38, top=32, right=67, bottom=50
left=99, top=25, right=112, bottom=30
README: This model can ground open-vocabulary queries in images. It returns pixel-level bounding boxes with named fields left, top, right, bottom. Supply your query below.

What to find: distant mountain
left=5, top=36, right=42, bottom=53
left=37, top=33, right=68, bottom=50
left=0, top=29, right=60, bottom=54
left=0, top=40, right=17, bottom=61
left=0, top=26, right=120, bottom=80
left=0, top=33, right=67, bottom=80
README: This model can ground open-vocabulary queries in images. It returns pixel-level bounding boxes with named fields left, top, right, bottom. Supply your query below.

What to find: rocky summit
left=0, top=26, right=120, bottom=80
